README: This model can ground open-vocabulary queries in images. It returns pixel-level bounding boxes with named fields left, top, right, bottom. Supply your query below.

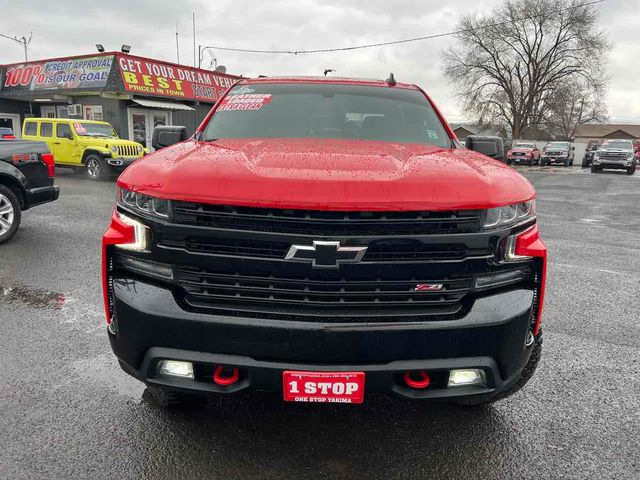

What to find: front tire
left=591, top=165, right=601, bottom=173
left=0, top=185, right=21, bottom=244
left=85, top=155, right=110, bottom=181
left=627, top=164, right=636, bottom=175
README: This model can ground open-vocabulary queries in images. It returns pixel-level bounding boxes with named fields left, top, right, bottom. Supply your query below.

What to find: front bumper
left=541, top=156, right=569, bottom=164
left=593, top=160, right=634, bottom=170
left=509, top=156, right=534, bottom=164
left=24, top=184, right=59, bottom=210
left=109, top=278, right=537, bottom=401
left=106, top=157, right=140, bottom=169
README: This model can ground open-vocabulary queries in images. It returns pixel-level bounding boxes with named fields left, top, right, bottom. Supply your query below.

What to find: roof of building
left=450, top=123, right=506, bottom=138
left=573, top=124, right=640, bottom=138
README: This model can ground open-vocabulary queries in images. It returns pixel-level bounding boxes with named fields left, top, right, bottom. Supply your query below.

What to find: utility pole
left=192, top=12, right=196, bottom=68
left=175, top=22, right=180, bottom=64
left=0, top=32, right=31, bottom=61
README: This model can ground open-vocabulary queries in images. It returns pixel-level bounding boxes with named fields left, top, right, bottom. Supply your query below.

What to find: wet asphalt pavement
left=1, top=167, right=639, bottom=479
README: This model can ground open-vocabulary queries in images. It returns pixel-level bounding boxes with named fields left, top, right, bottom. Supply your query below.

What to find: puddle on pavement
left=0, top=284, right=65, bottom=310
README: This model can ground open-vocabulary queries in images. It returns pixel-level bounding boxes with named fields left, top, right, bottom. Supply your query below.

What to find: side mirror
left=152, top=126, right=188, bottom=150
left=572, top=146, right=575, bottom=150
left=465, top=135, right=505, bottom=162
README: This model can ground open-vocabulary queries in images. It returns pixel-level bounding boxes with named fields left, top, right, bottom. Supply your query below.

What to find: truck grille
left=159, top=236, right=475, bottom=262
left=117, top=145, right=140, bottom=157
left=176, top=266, right=472, bottom=321
left=172, top=203, right=482, bottom=235
left=114, top=203, right=527, bottom=323
left=599, top=152, right=627, bottom=161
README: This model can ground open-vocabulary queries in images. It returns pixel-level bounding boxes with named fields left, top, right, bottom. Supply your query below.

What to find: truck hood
left=118, top=138, right=535, bottom=211
left=599, top=147, right=632, bottom=153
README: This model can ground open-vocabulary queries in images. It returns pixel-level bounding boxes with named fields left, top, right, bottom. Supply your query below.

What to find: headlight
left=626, top=152, right=634, bottom=160
left=484, top=200, right=535, bottom=229
left=111, top=145, right=118, bottom=153
left=117, top=187, right=169, bottom=218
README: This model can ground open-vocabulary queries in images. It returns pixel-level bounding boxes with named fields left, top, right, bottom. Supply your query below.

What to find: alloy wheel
left=0, top=193, right=15, bottom=235
left=87, top=158, right=101, bottom=178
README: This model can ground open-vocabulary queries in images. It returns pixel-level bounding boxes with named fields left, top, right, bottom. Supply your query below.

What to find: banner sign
left=117, top=54, right=237, bottom=102
left=1, top=55, right=114, bottom=93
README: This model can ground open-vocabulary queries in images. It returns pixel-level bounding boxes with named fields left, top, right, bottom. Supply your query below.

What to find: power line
left=201, top=0, right=604, bottom=55
left=0, top=31, right=32, bottom=61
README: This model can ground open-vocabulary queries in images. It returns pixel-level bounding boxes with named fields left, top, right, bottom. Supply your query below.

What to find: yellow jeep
left=22, top=118, right=147, bottom=180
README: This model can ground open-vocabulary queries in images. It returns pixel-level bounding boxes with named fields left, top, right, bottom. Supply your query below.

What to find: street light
left=198, top=45, right=217, bottom=69
left=96, top=44, right=105, bottom=53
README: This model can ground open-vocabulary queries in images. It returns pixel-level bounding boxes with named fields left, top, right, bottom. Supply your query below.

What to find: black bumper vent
left=176, top=266, right=472, bottom=321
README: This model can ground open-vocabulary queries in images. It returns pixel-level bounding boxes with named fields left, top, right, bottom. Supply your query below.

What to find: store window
left=84, top=105, right=104, bottom=121
left=40, top=122, right=53, bottom=137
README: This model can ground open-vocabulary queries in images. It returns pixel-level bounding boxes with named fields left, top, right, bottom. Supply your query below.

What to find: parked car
left=103, top=76, right=547, bottom=408
left=0, top=127, right=16, bottom=140
left=582, top=141, right=601, bottom=168
left=591, top=139, right=636, bottom=175
left=21, top=118, right=147, bottom=180
left=0, top=138, right=59, bottom=243
left=540, top=141, right=574, bottom=167
left=506, top=143, right=540, bottom=165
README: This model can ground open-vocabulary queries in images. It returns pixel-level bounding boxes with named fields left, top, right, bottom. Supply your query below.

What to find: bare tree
left=543, top=79, right=608, bottom=139
left=443, top=0, right=611, bottom=139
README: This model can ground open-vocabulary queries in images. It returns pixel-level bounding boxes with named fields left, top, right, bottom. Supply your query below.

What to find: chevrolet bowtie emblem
left=285, top=241, right=368, bottom=269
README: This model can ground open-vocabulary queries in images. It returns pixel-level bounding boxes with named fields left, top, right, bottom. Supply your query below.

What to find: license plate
left=282, top=371, right=365, bottom=404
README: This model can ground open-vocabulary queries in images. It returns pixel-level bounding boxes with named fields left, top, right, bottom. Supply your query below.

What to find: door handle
left=54, top=142, right=61, bottom=145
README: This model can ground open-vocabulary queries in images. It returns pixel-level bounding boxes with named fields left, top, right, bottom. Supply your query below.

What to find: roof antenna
left=386, top=72, right=396, bottom=86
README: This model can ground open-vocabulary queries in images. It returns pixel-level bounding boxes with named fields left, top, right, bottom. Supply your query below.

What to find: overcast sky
left=1, top=0, right=638, bottom=123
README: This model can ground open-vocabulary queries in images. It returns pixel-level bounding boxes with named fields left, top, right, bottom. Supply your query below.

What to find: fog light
left=448, top=369, right=484, bottom=387
left=158, top=360, right=194, bottom=379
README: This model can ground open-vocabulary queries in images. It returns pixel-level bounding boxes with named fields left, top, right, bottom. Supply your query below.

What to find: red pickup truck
left=103, top=76, right=546, bottom=408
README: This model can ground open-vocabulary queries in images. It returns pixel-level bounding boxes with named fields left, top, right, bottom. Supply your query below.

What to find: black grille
left=176, top=266, right=472, bottom=321
left=172, top=202, right=482, bottom=235
left=159, top=237, right=473, bottom=262
left=599, top=152, right=627, bottom=161
left=117, top=202, right=518, bottom=323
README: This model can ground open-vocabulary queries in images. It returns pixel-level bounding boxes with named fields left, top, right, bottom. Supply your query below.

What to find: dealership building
left=0, top=52, right=240, bottom=148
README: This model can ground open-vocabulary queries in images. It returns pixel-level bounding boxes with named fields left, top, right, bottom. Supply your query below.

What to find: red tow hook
left=404, top=370, right=431, bottom=389
left=213, top=366, right=240, bottom=386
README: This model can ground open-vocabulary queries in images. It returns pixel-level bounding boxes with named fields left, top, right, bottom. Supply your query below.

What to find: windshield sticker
left=218, top=93, right=272, bottom=111
left=427, top=130, right=439, bottom=141
left=228, top=86, right=256, bottom=95
left=73, top=123, right=87, bottom=133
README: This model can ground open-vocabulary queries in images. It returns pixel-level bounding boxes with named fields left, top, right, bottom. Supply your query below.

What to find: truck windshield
left=603, top=141, right=632, bottom=149
left=73, top=122, right=117, bottom=138
left=547, top=142, right=569, bottom=149
left=202, top=83, right=452, bottom=148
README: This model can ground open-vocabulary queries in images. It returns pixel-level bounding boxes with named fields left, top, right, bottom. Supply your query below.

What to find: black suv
left=0, top=138, right=59, bottom=242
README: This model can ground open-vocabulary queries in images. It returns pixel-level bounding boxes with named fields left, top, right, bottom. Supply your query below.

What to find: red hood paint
left=118, top=138, right=535, bottom=211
